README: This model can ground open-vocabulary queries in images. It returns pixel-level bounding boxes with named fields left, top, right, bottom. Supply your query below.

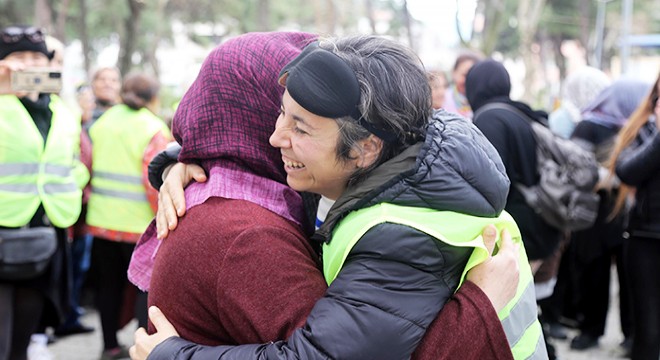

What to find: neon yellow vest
left=324, top=203, right=547, bottom=360
left=0, top=95, right=84, bottom=228
left=86, top=104, right=170, bottom=234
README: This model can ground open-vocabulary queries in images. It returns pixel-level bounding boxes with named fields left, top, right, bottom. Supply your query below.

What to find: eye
left=293, top=126, right=308, bottom=135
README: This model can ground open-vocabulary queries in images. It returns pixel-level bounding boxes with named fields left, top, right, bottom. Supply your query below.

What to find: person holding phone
left=0, top=24, right=88, bottom=360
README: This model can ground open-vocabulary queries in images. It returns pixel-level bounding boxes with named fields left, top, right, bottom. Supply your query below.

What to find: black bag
left=474, top=102, right=600, bottom=231
left=0, top=227, right=58, bottom=281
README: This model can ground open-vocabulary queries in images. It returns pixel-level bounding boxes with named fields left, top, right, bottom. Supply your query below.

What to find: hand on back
left=467, top=225, right=520, bottom=312
left=156, top=162, right=206, bottom=239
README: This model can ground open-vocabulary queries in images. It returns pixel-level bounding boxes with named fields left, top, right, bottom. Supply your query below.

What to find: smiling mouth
left=284, top=159, right=305, bottom=169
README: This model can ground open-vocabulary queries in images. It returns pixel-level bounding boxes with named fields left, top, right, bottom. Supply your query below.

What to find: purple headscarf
left=128, top=32, right=317, bottom=291
left=581, top=79, right=652, bottom=129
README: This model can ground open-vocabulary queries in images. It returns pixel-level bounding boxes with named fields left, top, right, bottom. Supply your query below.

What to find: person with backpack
left=565, top=79, right=650, bottom=352
left=466, top=59, right=568, bottom=360
left=467, top=59, right=563, bottom=264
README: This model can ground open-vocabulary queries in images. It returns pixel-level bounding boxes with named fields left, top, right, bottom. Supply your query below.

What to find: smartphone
left=11, top=68, right=63, bottom=93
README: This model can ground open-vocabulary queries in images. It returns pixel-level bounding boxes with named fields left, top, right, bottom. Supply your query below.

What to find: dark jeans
left=577, top=244, right=632, bottom=338
left=92, top=237, right=147, bottom=350
left=627, top=235, right=660, bottom=360
left=60, top=233, right=93, bottom=329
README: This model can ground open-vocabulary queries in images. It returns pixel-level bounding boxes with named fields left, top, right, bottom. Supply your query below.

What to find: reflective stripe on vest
left=0, top=95, right=82, bottom=228
left=91, top=171, right=147, bottom=201
left=324, top=203, right=548, bottom=360
left=86, top=104, right=170, bottom=234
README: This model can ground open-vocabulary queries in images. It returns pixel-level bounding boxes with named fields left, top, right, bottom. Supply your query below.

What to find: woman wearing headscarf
left=548, top=66, right=611, bottom=139
left=566, top=79, right=650, bottom=352
left=610, top=72, right=660, bottom=360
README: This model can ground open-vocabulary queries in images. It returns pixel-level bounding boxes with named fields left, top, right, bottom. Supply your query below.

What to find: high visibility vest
left=86, top=104, right=170, bottom=234
left=0, top=95, right=84, bottom=228
left=324, top=203, right=548, bottom=360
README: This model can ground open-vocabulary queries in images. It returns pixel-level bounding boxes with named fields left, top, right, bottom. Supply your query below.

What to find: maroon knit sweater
left=149, top=197, right=512, bottom=359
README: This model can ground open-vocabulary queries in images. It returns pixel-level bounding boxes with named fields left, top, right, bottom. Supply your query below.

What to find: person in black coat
left=567, top=79, right=649, bottom=351
left=466, top=59, right=562, bottom=263
left=611, top=71, right=660, bottom=360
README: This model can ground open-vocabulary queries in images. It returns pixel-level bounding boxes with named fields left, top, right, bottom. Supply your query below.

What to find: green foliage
left=0, top=0, right=33, bottom=28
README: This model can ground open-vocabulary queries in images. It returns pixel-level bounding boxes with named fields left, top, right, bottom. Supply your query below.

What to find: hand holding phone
left=10, top=67, right=62, bottom=94
left=0, top=60, right=25, bottom=95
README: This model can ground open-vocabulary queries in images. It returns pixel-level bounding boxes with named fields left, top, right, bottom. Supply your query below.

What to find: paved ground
left=39, top=267, right=630, bottom=360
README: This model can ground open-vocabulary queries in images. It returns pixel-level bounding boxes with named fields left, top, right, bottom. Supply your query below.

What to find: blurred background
left=1, top=0, right=659, bottom=120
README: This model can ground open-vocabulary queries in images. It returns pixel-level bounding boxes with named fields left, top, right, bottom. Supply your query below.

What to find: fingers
left=498, top=229, right=519, bottom=254
left=149, top=306, right=179, bottom=336
left=130, top=327, right=148, bottom=360
left=156, top=191, right=173, bottom=239
left=162, top=191, right=180, bottom=231
left=188, top=163, right=208, bottom=184
left=129, top=345, right=137, bottom=360
left=481, top=224, right=498, bottom=256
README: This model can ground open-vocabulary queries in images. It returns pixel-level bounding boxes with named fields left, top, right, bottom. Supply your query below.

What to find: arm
left=148, top=142, right=182, bottom=190
left=143, top=131, right=172, bottom=212
left=413, top=226, right=518, bottom=360
left=146, top=224, right=460, bottom=360
left=131, top=226, right=517, bottom=360
left=615, top=129, right=660, bottom=186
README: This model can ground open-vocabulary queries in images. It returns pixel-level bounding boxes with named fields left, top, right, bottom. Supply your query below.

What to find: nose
left=269, top=114, right=291, bottom=149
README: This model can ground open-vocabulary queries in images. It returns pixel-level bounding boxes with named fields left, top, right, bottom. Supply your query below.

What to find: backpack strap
left=473, top=102, right=534, bottom=125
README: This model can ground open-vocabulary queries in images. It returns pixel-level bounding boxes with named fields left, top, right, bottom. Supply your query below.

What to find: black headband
left=279, top=42, right=397, bottom=142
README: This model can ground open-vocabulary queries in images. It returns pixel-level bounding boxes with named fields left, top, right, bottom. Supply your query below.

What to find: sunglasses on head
left=1, top=26, right=45, bottom=44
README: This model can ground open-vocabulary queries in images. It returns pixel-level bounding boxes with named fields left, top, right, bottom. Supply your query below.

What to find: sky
left=406, top=0, right=478, bottom=69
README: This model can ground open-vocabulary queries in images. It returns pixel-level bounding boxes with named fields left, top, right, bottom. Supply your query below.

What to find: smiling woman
left=272, top=91, right=356, bottom=200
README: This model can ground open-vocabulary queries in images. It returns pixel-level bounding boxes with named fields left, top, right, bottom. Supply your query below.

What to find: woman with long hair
left=609, top=72, right=660, bottom=360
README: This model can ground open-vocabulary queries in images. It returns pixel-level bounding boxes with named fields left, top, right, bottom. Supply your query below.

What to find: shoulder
left=353, top=221, right=471, bottom=281
left=186, top=198, right=305, bottom=238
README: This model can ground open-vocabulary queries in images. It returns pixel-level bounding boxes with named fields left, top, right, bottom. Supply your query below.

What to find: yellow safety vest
left=0, top=95, right=85, bottom=228
left=86, top=104, right=170, bottom=234
left=324, top=203, right=548, bottom=360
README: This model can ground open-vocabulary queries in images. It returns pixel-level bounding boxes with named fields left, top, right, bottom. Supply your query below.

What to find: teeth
left=284, top=160, right=305, bottom=168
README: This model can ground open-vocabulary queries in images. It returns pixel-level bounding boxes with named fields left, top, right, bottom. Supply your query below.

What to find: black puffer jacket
left=150, top=111, right=510, bottom=360
left=616, top=120, right=660, bottom=238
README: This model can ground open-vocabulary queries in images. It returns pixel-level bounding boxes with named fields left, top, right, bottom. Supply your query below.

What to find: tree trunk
left=146, top=0, right=169, bottom=78
left=455, top=0, right=468, bottom=46
left=365, top=0, right=376, bottom=34
left=478, top=0, right=507, bottom=55
left=54, top=0, right=71, bottom=41
left=577, top=0, right=591, bottom=56
left=119, top=0, right=145, bottom=75
left=256, top=0, right=271, bottom=32
left=35, top=0, right=53, bottom=32
left=325, top=0, right=336, bottom=34
left=401, top=0, right=414, bottom=51
left=517, top=0, right=547, bottom=104
left=78, top=0, right=91, bottom=76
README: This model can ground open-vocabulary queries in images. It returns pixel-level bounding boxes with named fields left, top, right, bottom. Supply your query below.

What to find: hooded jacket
left=149, top=110, right=512, bottom=360
left=468, top=60, right=561, bottom=260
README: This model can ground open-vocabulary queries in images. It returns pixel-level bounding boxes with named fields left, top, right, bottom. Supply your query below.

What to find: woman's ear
left=357, top=135, right=383, bottom=169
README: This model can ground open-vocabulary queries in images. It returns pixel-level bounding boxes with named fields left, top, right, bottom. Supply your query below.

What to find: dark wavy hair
left=120, top=73, right=160, bottom=110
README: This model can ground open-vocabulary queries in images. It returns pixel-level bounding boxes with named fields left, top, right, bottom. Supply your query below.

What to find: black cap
left=0, top=25, right=53, bottom=60
left=279, top=42, right=397, bottom=142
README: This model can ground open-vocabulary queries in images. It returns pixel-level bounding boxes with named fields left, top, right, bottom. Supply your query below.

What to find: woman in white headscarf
left=548, top=66, right=611, bottom=139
